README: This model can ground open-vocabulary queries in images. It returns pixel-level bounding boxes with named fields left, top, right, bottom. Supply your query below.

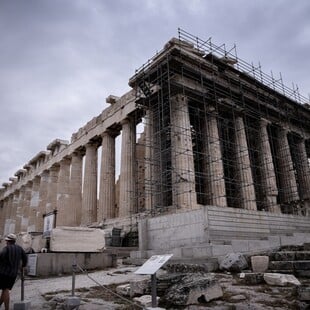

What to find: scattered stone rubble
left=13, top=243, right=310, bottom=309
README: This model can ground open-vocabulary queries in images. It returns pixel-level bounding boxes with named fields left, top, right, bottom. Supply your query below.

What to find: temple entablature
left=0, top=89, right=138, bottom=201
left=14, top=169, right=27, bottom=181
left=28, top=151, right=50, bottom=169
left=47, top=139, right=69, bottom=155
left=106, top=95, right=120, bottom=105
left=9, top=177, right=18, bottom=184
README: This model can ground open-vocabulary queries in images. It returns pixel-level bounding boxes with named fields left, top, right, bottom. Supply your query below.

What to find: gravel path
left=10, top=265, right=147, bottom=309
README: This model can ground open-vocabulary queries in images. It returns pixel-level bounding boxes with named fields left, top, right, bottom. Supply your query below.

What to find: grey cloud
left=0, top=0, right=309, bottom=183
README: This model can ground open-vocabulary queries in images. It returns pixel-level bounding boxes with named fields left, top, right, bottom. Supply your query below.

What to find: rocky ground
left=9, top=263, right=309, bottom=310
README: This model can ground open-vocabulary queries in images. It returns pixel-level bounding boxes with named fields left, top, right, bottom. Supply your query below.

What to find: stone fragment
left=251, top=255, right=269, bottom=273
left=50, top=227, right=105, bottom=252
left=130, top=278, right=149, bottom=297
left=263, top=273, right=301, bottom=286
left=201, top=283, right=223, bottom=303
left=219, top=253, right=248, bottom=272
left=116, top=284, right=131, bottom=296
left=240, top=272, right=265, bottom=284
left=133, top=295, right=159, bottom=307
left=164, top=274, right=223, bottom=306
left=230, top=294, right=247, bottom=301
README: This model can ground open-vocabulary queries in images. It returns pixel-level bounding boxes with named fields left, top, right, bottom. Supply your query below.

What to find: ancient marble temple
left=1, top=30, right=310, bottom=240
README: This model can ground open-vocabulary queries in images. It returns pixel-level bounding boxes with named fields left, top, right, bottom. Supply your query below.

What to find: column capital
left=259, top=118, right=272, bottom=126
left=101, top=128, right=119, bottom=139
left=206, top=104, right=217, bottom=114
left=171, top=93, right=188, bottom=102
left=275, top=122, right=290, bottom=133
left=120, top=116, right=134, bottom=126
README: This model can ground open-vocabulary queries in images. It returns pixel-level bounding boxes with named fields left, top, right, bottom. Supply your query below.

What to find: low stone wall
left=134, top=205, right=310, bottom=260
left=27, top=252, right=116, bottom=277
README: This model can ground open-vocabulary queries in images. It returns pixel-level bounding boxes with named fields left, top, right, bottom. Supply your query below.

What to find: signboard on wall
left=27, top=254, right=38, bottom=276
left=43, top=211, right=56, bottom=238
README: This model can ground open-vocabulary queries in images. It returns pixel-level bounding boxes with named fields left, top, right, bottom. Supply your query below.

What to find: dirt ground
left=10, top=266, right=310, bottom=310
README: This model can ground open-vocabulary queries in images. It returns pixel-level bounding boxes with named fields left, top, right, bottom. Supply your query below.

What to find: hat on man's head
left=5, top=233, right=17, bottom=241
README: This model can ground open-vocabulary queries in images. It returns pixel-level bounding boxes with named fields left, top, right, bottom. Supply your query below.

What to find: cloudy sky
left=0, top=0, right=309, bottom=184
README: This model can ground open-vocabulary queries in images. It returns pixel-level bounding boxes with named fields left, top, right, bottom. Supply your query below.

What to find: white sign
left=43, top=212, right=55, bottom=237
left=134, top=254, right=173, bottom=275
left=27, top=254, right=38, bottom=276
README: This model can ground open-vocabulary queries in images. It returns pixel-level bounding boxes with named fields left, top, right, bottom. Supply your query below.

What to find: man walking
left=0, top=233, right=27, bottom=310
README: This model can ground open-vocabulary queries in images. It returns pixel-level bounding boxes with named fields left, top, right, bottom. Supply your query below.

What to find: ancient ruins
left=1, top=29, right=310, bottom=259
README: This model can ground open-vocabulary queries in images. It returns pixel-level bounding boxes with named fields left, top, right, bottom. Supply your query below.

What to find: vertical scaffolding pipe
left=151, top=273, right=157, bottom=307
left=21, top=267, right=25, bottom=301
left=71, top=257, right=77, bottom=296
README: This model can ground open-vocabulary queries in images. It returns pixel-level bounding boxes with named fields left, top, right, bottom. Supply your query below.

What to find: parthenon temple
left=1, top=29, right=310, bottom=257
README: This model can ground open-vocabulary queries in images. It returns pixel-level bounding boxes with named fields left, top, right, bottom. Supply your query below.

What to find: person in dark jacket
left=0, top=233, right=27, bottom=310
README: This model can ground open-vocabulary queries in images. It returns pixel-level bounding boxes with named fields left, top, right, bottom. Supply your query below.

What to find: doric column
left=257, top=119, right=280, bottom=213
left=20, top=181, right=33, bottom=232
left=28, top=176, right=41, bottom=232
left=1, top=198, right=9, bottom=235
left=170, top=94, right=197, bottom=210
left=0, top=202, right=5, bottom=235
left=46, top=165, right=60, bottom=213
left=11, top=191, right=20, bottom=232
left=37, top=170, right=49, bottom=231
left=203, top=106, right=227, bottom=207
left=4, top=195, right=14, bottom=235
left=144, top=109, right=155, bottom=211
left=15, top=186, right=25, bottom=234
left=234, top=115, right=257, bottom=210
left=276, top=126, right=299, bottom=203
left=119, top=117, right=136, bottom=217
left=294, top=137, right=310, bottom=210
left=68, top=151, right=83, bottom=226
left=56, top=157, right=71, bottom=226
left=98, top=130, right=116, bottom=222
left=81, top=142, right=98, bottom=225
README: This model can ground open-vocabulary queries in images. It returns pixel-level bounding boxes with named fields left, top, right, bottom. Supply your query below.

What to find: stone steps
left=268, top=245, right=310, bottom=278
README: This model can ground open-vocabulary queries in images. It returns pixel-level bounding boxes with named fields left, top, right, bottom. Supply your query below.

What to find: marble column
left=28, top=176, right=41, bottom=232
left=170, top=94, right=197, bottom=210
left=11, top=190, right=20, bottom=232
left=37, top=170, right=49, bottom=231
left=294, top=137, right=310, bottom=211
left=1, top=198, right=9, bottom=235
left=98, top=130, right=116, bottom=222
left=144, top=109, right=155, bottom=211
left=56, top=157, right=71, bottom=226
left=46, top=165, right=59, bottom=214
left=234, top=115, right=257, bottom=210
left=257, top=119, right=280, bottom=213
left=203, top=106, right=227, bottom=207
left=4, top=195, right=13, bottom=235
left=119, top=117, right=136, bottom=217
left=276, top=126, right=299, bottom=203
left=21, top=181, right=33, bottom=232
left=15, top=186, right=25, bottom=234
left=0, top=202, right=5, bottom=235
left=81, top=142, right=98, bottom=225
left=68, top=151, right=83, bottom=226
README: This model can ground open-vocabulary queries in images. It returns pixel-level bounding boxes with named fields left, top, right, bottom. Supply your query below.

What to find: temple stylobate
left=0, top=30, right=310, bottom=257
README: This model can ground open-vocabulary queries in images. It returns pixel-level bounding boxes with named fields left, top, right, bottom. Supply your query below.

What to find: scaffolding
left=131, top=29, right=310, bottom=217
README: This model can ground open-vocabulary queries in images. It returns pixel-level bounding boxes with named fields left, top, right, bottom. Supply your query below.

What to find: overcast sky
left=0, top=0, right=309, bottom=184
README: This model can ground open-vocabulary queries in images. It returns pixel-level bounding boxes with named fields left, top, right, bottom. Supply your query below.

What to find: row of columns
left=144, top=94, right=310, bottom=214
left=1, top=93, right=310, bottom=237
left=0, top=118, right=137, bottom=236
